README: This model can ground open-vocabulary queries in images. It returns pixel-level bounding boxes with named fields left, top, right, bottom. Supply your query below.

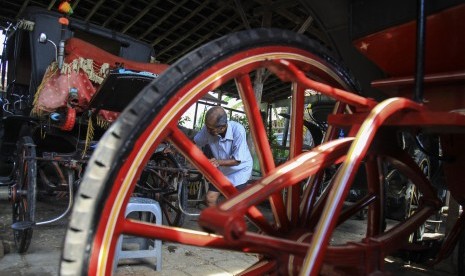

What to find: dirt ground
left=0, top=186, right=461, bottom=276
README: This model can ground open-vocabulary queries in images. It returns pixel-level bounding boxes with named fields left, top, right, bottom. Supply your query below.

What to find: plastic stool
left=114, top=197, right=162, bottom=271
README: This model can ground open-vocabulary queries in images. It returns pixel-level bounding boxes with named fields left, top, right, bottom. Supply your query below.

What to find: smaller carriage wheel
left=11, top=136, right=37, bottom=253
left=138, top=152, right=188, bottom=226
left=406, top=150, right=430, bottom=243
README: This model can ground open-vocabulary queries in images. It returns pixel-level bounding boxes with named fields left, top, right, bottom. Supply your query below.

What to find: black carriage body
left=1, top=7, right=158, bottom=170
left=1, top=6, right=163, bottom=253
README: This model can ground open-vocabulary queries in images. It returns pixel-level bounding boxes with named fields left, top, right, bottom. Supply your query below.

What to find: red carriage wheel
left=60, top=28, right=378, bottom=275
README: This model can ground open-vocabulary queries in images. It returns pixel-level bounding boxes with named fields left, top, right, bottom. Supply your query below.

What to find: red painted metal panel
left=354, top=4, right=465, bottom=77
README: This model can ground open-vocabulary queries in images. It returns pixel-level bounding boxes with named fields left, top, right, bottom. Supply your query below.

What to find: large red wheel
left=60, top=28, right=374, bottom=275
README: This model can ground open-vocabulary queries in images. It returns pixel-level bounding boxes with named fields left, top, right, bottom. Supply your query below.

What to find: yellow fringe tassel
left=83, top=114, right=94, bottom=157
left=96, top=115, right=111, bottom=129
left=61, top=58, right=109, bottom=84
left=31, top=63, right=59, bottom=117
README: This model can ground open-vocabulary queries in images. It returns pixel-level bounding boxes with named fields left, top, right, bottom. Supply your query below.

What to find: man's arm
left=209, top=158, right=240, bottom=167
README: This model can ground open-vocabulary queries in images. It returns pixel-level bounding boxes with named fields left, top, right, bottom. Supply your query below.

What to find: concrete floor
left=0, top=186, right=460, bottom=276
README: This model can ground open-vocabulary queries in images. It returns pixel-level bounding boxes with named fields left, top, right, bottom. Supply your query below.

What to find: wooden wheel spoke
left=122, top=219, right=231, bottom=248
left=235, top=73, right=289, bottom=231
left=168, top=126, right=237, bottom=195
left=287, top=82, right=306, bottom=225
left=235, top=74, right=275, bottom=174
left=121, top=219, right=309, bottom=256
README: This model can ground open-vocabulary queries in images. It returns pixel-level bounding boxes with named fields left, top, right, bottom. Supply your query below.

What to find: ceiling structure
left=1, top=1, right=386, bottom=103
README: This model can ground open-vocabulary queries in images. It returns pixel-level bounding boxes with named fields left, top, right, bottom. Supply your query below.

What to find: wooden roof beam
left=102, top=0, right=131, bottom=28
left=16, top=0, right=31, bottom=19
left=164, top=17, right=242, bottom=64
left=47, top=0, right=58, bottom=10
left=85, top=0, right=106, bottom=22
left=72, top=0, right=81, bottom=10
left=234, top=0, right=251, bottom=29
left=254, top=0, right=303, bottom=25
left=139, top=0, right=190, bottom=40
left=147, top=0, right=212, bottom=43
left=121, top=0, right=160, bottom=34
left=153, top=4, right=227, bottom=48
left=297, top=15, right=314, bottom=33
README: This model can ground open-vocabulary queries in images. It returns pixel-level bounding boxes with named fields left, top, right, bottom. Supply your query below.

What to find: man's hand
left=209, top=158, right=220, bottom=167
left=162, top=146, right=173, bottom=154
left=209, top=158, right=240, bottom=167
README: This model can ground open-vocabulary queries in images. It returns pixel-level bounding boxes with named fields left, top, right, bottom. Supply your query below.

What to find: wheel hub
left=9, top=184, right=17, bottom=203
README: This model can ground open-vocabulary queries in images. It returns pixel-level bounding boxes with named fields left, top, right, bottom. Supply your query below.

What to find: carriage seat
left=65, top=37, right=169, bottom=75
left=32, top=38, right=169, bottom=130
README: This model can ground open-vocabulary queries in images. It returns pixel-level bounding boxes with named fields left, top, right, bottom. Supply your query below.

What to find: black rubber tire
left=60, top=28, right=359, bottom=275
left=12, top=136, right=37, bottom=253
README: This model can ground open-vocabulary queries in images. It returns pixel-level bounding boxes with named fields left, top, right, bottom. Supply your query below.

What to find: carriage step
left=0, top=176, right=14, bottom=186
left=11, top=221, right=35, bottom=230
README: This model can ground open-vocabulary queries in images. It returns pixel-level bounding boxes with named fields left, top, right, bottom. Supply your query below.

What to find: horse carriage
left=0, top=6, right=202, bottom=253
left=57, top=0, right=464, bottom=275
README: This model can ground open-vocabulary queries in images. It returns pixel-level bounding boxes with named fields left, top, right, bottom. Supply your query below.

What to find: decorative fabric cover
left=64, top=38, right=169, bottom=74
left=33, top=37, right=169, bottom=129
left=35, top=66, right=95, bottom=113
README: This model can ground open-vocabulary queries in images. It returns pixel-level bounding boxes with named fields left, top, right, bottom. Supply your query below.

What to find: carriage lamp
left=38, top=33, right=58, bottom=68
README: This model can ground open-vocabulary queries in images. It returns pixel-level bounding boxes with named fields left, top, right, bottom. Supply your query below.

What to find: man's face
left=206, top=123, right=226, bottom=136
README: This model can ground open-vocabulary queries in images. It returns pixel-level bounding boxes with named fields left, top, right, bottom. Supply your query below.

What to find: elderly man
left=194, top=106, right=253, bottom=207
